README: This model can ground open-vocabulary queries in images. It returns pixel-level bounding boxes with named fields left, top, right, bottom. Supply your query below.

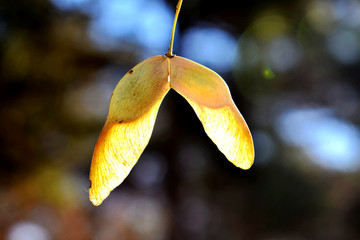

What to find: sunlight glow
left=267, top=37, right=301, bottom=72
left=181, top=27, right=237, bottom=72
left=276, top=107, right=360, bottom=172
left=88, top=0, right=172, bottom=55
left=51, top=0, right=91, bottom=11
left=327, top=29, right=359, bottom=64
left=7, top=222, right=49, bottom=240
left=51, top=0, right=173, bottom=55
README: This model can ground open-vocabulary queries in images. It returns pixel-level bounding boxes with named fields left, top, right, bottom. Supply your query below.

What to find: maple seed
left=88, top=0, right=254, bottom=207
left=88, top=55, right=254, bottom=206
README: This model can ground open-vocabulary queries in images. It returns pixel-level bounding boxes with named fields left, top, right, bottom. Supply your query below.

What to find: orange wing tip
left=230, top=150, right=255, bottom=170
left=215, top=135, right=255, bottom=170
left=88, top=100, right=164, bottom=206
left=188, top=104, right=255, bottom=171
left=88, top=123, right=123, bottom=207
left=89, top=186, right=108, bottom=206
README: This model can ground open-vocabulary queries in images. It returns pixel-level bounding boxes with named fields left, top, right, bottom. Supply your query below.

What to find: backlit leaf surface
left=89, top=55, right=254, bottom=206
left=170, top=56, right=254, bottom=169
left=89, top=56, right=170, bottom=206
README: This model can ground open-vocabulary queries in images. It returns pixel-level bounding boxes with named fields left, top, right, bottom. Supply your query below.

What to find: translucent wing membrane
left=170, top=56, right=254, bottom=169
left=89, top=56, right=170, bottom=206
left=89, top=0, right=254, bottom=206
left=89, top=55, right=254, bottom=206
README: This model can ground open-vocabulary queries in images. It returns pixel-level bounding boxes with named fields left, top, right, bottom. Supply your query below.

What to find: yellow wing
left=169, top=56, right=254, bottom=169
left=89, top=56, right=170, bottom=206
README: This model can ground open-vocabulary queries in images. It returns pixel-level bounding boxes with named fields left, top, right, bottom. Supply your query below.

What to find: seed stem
left=166, top=0, right=183, bottom=58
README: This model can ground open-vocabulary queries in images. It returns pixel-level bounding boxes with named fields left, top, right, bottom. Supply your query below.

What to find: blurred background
left=1, top=0, right=360, bottom=239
